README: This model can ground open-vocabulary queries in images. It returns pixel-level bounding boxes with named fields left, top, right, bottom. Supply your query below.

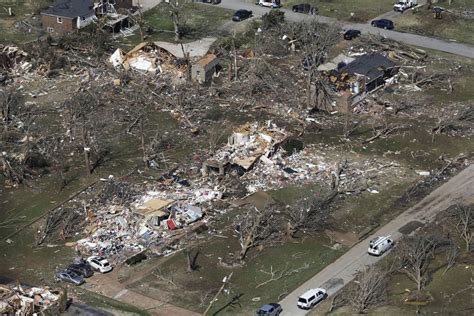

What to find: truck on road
left=393, top=0, right=417, bottom=12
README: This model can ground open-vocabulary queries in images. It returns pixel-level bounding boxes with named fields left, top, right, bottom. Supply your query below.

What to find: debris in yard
left=0, top=283, right=64, bottom=315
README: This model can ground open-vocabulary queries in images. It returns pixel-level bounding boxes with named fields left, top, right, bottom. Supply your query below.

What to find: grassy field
left=122, top=2, right=234, bottom=45
left=131, top=231, right=344, bottom=315
left=282, top=0, right=394, bottom=22
left=392, top=0, right=474, bottom=45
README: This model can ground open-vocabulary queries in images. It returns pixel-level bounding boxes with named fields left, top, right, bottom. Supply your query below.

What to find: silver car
left=56, top=270, right=85, bottom=285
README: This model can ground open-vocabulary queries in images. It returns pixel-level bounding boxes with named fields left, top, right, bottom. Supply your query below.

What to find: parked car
left=297, top=288, right=327, bottom=309
left=56, top=270, right=84, bottom=285
left=371, top=19, right=394, bottom=30
left=292, top=3, right=318, bottom=15
left=368, top=236, right=394, bottom=256
left=232, top=9, right=253, bottom=22
left=256, top=303, right=282, bottom=315
left=87, top=256, right=113, bottom=273
left=67, top=261, right=93, bottom=278
left=256, top=0, right=281, bottom=8
left=343, top=29, right=361, bottom=40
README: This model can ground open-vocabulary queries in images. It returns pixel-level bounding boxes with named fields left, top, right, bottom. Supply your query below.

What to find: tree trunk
left=81, top=126, right=91, bottom=174
left=139, top=118, right=147, bottom=168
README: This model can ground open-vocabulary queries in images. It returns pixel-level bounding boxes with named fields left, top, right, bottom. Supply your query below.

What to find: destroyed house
left=338, top=53, right=396, bottom=92
left=41, top=0, right=96, bottom=34
left=191, top=54, right=219, bottom=83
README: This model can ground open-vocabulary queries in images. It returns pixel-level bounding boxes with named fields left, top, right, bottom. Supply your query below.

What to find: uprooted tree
left=344, top=265, right=388, bottom=314
left=234, top=205, right=283, bottom=261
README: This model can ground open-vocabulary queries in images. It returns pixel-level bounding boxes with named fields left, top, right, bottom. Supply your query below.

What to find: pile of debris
left=202, top=121, right=289, bottom=177
left=76, top=179, right=210, bottom=262
left=0, top=283, right=63, bottom=315
left=109, top=42, right=187, bottom=75
left=0, top=45, right=31, bottom=83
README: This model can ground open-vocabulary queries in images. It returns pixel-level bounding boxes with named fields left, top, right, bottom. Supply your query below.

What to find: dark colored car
left=56, top=270, right=85, bottom=285
left=292, top=4, right=318, bottom=15
left=371, top=19, right=394, bottom=30
left=67, top=262, right=94, bottom=278
left=232, top=9, right=253, bottom=22
left=256, top=303, right=283, bottom=315
left=344, top=29, right=361, bottom=40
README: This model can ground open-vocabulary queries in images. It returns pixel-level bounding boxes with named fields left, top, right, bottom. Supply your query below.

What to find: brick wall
left=41, top=15, right=76, bottom=34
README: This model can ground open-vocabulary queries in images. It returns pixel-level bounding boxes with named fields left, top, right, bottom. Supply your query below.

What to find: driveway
left=278, top=164, right=474, bottom=316
left=214, top=0, right=474, bottom=59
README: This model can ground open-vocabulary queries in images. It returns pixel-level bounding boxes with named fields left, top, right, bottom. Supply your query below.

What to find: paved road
left=278, top=164, right=474, bottom=316
left=215, top=0, right=474, bottom=58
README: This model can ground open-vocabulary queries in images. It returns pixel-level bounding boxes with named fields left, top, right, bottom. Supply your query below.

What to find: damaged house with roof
left=319, top=53, right=398, bottom=109
left=41, top=0, right=136, bottom=34
left=41, top=0, right=97, bottom=34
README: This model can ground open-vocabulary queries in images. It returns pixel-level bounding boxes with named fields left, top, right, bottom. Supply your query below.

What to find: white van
left=297, top=288, right=327, bottom=309
left=368, top=236, right=394, bottom=256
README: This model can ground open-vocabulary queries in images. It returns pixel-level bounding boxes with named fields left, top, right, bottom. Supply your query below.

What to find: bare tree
left=62, top=88, right=109, bottom=175
left=234, top=205, right=282, bottom=261
left=448, top=204, right=473, bottom=252
left=289, top=21, right=339, bottom=111
left=397, top=235, right=441, bottom=291
left=345, top=266, right=388, bottom=313
left=165, top=0, right=190, bottom=42
left=443, top=242, right=459, bottom=274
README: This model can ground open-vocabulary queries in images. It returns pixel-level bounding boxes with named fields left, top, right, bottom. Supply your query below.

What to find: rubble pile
left=0, top=45, right=31, bottom=82
left=76, top=178, right=214, bottom=262
left=0, top=284, right=63, bottom=315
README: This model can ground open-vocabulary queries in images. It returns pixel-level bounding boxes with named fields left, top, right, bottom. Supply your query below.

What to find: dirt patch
left=325, top=229, right=358, bottom=247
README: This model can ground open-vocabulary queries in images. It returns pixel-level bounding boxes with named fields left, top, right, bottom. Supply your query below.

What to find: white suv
left=87, top=256, right=113, bottom=273
left=256, top=0, right=281, bottom=8
left=297, top=288, right=327, bottom=309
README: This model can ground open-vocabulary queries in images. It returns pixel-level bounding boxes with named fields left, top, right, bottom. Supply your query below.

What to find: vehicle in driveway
left=67, top=261, right=93, bottom=278
left=292, top=3, right=318, bottom=15
left=297, top=288, right=327, bottom=309
left=371, top=19, right=394, bottom=30
left=344, top=29, right=361, bottom=40
left=368, top=236, right=394, bottom=256
left=256, top=0, right=281, bottom=8
left=232, top=9, right=253, bottom=22
left=256, top=303, right=282, bottom=315
left=56, top=270, right=85, bottom=285
left=87, top=256, right=113, bottom=273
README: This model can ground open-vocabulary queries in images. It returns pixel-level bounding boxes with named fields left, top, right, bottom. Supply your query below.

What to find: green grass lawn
left=282, top=0, right=394, bottom=22
left=131, top=234, right=344, bottom=315
left=392, top=1, right=474, bottom=45
left=122, top=2, right=234, bottom=45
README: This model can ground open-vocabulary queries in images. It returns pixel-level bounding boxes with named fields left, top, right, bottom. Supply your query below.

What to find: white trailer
left=393, top=0, right=418, bottom=12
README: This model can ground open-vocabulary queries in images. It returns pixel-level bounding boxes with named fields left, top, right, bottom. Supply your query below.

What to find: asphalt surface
left=216, top=0, right=474, bottom=59
left=278, top=164, right=474, bottom=316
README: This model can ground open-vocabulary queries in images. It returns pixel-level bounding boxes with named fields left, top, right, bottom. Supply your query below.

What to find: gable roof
left=41, top=0, right=95, bottom=19
left=339, top=53, right=395, bottom=81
